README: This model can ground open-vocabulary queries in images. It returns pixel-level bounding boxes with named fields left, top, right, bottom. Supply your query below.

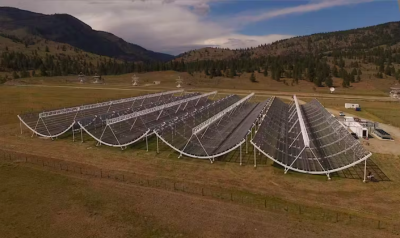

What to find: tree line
left=1, top=45, right=400, bottom=86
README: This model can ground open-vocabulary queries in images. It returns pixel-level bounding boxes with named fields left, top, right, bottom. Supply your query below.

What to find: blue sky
left=209, top=0, right=399, bottom=37
left=2, top=0, right=400, bottom=54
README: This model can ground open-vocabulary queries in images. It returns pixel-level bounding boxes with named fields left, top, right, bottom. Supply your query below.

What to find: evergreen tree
left=391, top=66, right=396, bottom=76
left=338, top=58, right=345, bottom=68
left=45, top=46, right=49, bottom=52
left=375, top=72, right=383, bottom=78
left=12, top=71, right=20, bottom=79
left=228, top=69, right=236, bottom=78
left=263, top=65, right=268, bottom=76
left=385, top=65, right=392, bottom=76
left=325, top=75, right=333, bottom=87
left=40, top=64, right=47, bottom=76
left=379, top=61, right=384, bottom=73
left=250, top=72, right=256, bottom=82
left=342, top=78, right=350, bottom=88
left=332, top=66, right=339, bottom=77
left=356, top=74, right=361, bottom=82
left=20, top=69, right=30, bottom=78
left=351, top=68, right=357, bottom=76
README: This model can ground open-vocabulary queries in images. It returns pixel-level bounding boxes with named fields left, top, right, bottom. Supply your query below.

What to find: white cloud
left=204, top=34, right=294, bottom=49
left=232, top=0, right=374, bottom=25
left=1, top=0, right=374, bottom=55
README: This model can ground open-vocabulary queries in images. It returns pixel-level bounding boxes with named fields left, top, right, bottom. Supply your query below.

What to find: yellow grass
left=6, top=70, right=398, bottom=97
left=0, top=81, right=400, bottom=237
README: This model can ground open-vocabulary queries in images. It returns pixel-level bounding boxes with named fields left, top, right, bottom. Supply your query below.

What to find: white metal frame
left=17, top=115, right=75, bottom=139
left=192, top=93, right=254, bottom=135
left=79, top=91, right=216, bottom=148
left=251, top=96, right=373, bottom=180
left=38, top=90, right=184, bottom=118
left=251, top=141, right=372, bottom=175
left=106, top=91, right=217, bottom=125
left=78, top=121, right=151, bottom=148
left=154, top=93, right=268, bottom=164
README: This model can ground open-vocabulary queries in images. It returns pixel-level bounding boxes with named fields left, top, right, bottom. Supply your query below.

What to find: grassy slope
left=0, top=85, right=400, bottom=237
left=1, top=160, right=400, bottom=238
left=0, top=162, right=184, bottom=238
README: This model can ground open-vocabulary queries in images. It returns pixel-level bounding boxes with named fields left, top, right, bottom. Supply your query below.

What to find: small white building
left=345, top=103, right=360, bottom=109
left=343, top=117, right=368, bottom=138
left=390, top=87, right=400, bottom=99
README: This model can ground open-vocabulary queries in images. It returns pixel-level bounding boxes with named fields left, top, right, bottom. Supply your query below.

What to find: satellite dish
left=330, top=87, right=335, bottom=93
left=176, top=76, right=183, bottom=88
left=132, top=74, right=139, bottom=86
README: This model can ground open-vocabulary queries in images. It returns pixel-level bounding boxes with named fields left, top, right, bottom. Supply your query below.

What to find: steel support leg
left=20, top=120, right=23, bottom=135
left=363, top=158, right=367, bottom=183
left=253, top=145, right=257, bottom=168
left=72, top=127, right=75, bottom=142
left=146, top=134, right=149, bottom=152
left=81, top=128, right=84, bottom=143
left=240, top=143, right=242, bottom=166
left=156, top=136, right=159, bottom=154
left=246, top=134, right=248, bottom=154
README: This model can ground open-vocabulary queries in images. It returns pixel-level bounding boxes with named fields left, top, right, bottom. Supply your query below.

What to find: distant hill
left=0, top=7, right=174, bottom=62
left=176, top=22, right=400, bottom=62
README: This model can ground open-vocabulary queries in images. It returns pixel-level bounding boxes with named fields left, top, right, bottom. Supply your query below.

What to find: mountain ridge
left=175, top=21, right=400, bottom=62
left=0, top=7, right=174, bottom=62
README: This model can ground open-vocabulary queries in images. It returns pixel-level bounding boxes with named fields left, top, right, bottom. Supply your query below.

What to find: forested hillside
left=171, top=21, right=400, bottom=87
left=0, top=7, right=173, bottom=62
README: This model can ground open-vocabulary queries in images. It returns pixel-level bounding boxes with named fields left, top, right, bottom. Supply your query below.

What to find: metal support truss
left=106, top=91, right=217, bottom=125
left=38, top=89, right=184, bottom=118
left=293, top=95, right=310, bottom=147
left=192, top=93, right=254, bottom=135
left=251, top=96, right=373, bottom=179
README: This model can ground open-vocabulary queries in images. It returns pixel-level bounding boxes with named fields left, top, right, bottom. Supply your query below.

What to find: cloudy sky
left=1, top=0, right=399, bottom=55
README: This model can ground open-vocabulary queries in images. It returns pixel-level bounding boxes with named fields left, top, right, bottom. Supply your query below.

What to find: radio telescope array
left=18, top=91, right=372, bottom=181
left=176, top=76, right=183, bottom=88
left=330, top=87, right=335, bottom=93
left=132, top=74, right=139, bottom=86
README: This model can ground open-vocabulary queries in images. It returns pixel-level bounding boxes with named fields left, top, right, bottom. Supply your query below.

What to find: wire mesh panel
left=80, top=92, right=208, bottom=147
left=252, top=97, right=371, bottom=175
left=18, top=90, right=184, bottom=138
left=302, top=99, right=371, bottom=172
left=156, top=94, right=271, bottom=160
left=155, top=95, right=240, bottom=157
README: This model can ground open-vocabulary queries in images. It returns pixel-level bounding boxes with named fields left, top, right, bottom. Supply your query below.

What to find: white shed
left=345, top=103, right=360, bottom=109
